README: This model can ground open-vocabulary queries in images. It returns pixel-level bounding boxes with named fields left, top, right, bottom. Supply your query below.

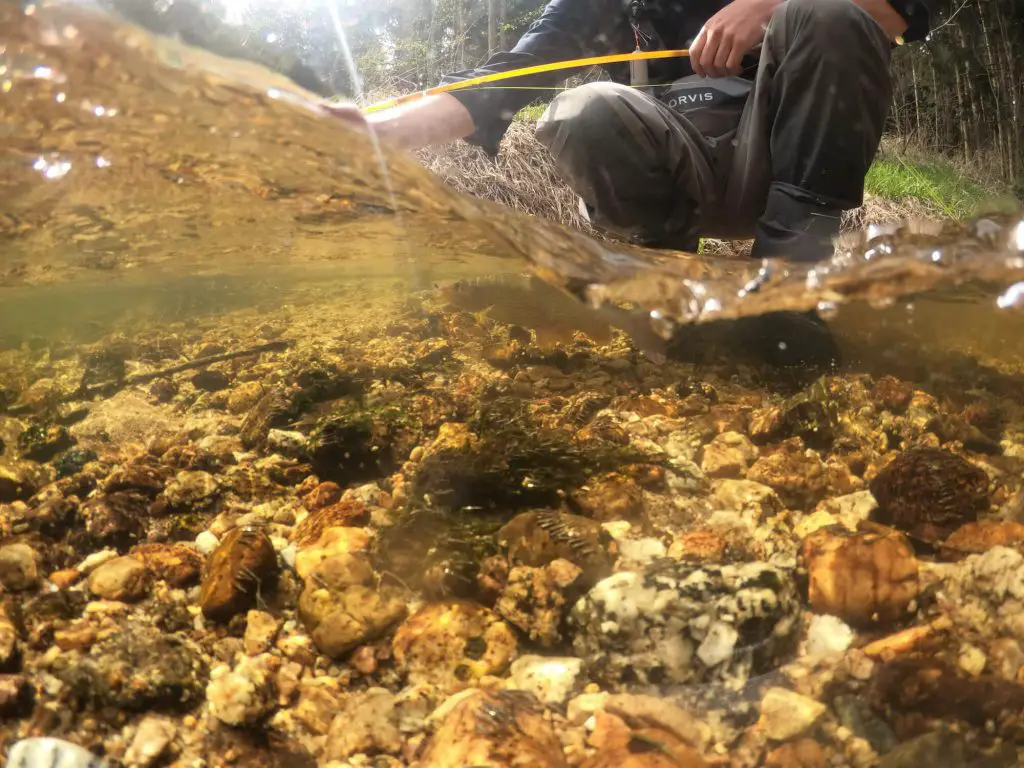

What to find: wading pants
left=534, top=0, right=894, bottom=258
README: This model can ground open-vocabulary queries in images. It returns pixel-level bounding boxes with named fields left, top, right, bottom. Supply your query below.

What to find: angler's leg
left=725, top=0, right=894, bottom=261
left=535, top=82, right=714, bottom=251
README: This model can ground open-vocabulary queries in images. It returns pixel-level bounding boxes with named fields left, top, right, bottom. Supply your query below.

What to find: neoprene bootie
left=750, top=183, right=843, bottom=263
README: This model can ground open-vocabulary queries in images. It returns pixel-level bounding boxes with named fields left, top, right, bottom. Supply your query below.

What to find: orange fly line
left=360, top=48, right=690, bottom=114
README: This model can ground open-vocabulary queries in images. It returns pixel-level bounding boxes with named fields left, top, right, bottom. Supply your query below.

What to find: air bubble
left=815, top=300, right=839, bottom=319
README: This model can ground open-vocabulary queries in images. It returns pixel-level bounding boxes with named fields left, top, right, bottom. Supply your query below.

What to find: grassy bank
left=416, top=115, right=1018, bottom=257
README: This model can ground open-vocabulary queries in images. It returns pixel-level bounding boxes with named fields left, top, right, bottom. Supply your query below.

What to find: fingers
left=725, top=44, right=745, bottom=77
left=320, top=101, right=368, bottom=126
left=690, top=25, right=709, bottom=77
left=713, top=37, right=733, bottom=78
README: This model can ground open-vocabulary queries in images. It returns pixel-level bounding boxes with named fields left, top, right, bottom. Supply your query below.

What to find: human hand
left=690, top=0, right=782, bottom=78
left=319, top=101, right=369, bottom=128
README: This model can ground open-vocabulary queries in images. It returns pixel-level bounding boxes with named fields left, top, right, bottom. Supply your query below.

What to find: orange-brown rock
left=498, top=510, right=616, bottom=588
left=580, top=710, right=706, bottom=768
left=870, top=447, right=990, bottom=543
left=802, top=525, right=919, bottom=627
left=293, top=500, right=371, bottom=548
left=302, top=481, right=343, bottom=510
left=572, top=473, right=646, bottom=524
left=392, top=601, right=518, bottom=688
left=941, top=521, right=1024, bottom=560
left=131, top=542, right=203, bottom=587
left=668, top=528, right=758, bottom=564
left=416, top=690, right=566, bottom=768
left=764, top=738, right=828, bottom=768
left=200, top=524, right=280, bottom=621
left=49, top=568, right=81, bottom=589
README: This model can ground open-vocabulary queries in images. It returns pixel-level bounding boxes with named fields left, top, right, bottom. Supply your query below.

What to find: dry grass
left=413, top=118, right=1002, bottom=258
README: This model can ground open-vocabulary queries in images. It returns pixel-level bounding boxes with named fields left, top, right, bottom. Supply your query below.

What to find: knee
left=776, top=0, right=882, bottom=38
left=535, top=82, right=635, bottom=151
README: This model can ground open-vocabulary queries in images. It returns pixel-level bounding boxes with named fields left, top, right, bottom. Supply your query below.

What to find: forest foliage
left=102, top=0, right=1024, bottom=191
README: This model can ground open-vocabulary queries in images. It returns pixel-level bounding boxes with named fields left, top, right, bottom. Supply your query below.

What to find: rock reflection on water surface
left=3, top=2, right=1024, bottom=767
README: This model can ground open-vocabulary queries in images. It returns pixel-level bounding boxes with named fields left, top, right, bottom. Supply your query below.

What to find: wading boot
left=739, top=184, right=844, bottom=372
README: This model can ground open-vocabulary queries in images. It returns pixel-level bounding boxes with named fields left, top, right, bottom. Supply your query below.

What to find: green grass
left=514, top=103, right=549, bottom=122
left=864, top=153, right=1018, bottom=219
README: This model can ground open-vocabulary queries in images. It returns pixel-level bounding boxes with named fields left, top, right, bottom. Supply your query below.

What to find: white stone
left=805, top=614, right=855, bottom=657
left=759, top=687, right=826, bottom=741
left=509, top=655, right=583, bottom=705
left=124, top=716, right=175, bottom=767
left=566, top=692, right=610, bottom=725
left=958, top=643, right=987, bottom=677
left=696, top=621, right=738, bottom=667
left=616, top=537, right=667, bottom=566
left=195, top=531, right=219, bottom=556
left=76, top=549, right=118, bottom=574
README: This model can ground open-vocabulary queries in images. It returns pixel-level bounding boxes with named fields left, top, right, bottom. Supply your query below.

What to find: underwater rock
left=53, top=448, right=98, bottom=478
left=831, top=694, right=897, bottom=756
left=372, top=507, right=504, bottom=601
left=243, top=610, right=279, bottom=655
left=206, top=653, right=277, bottom=726
left=868, top=659, right=1024, bottom=738
left=227, top=381, right=265, bottom=415
left=3, top=497, right=76, bottom=539
left=292, top=500, right=369, bottom=548
left=0, top=458, right=52, bottom=503
left=763, top=739, right=827, bottom=768
left=569, top=559, right=800, bottom=689
left=163, top=470, right=218, bottom=508
left=0, top=674, right=34, bottom=718
left=495, top=560, right=583, bottom=647
left=667, top=528, right=758, bottom=565
left=747, top=439, right=829, bottom=510
left=16, top=423, right=74, bottom=462
left=0, top=606, right=17, bottom=670
left=870, top=447, right=990, bottom=542
left=80, top=492, right=149, bottom=551
left=802, top=526, right=919, bottom=627
left=323, top=688, right=402, bottom=761
left=301, top=480, right=343, bottom=510
left=298, top=582, right=406, bottom=658
left=191, top=369, right=230, bottom=392
left=758, top=688, right=826, bottom=741
left=87, top=555, right=149, bottom=602
left=0, top=543, right=39, bottom=591
left=306, top=402, right=403, bottom=486
left=392, top=601, right=518, bottom=688
left=941, top=520, right=1024, bottom=560
left=4, top=738, right=108, bottom=768
left=129, top=543, right=203, bottom=587
left=238, top=388, right=294, bottom=449
left=104, top=465, right=165, bottom=496
left=416, top=689, right=565, bottom=768
left=510, top=655, right=584, bottom=705
left=571, top=472, right=646, bottom=524
left=53, top=622, right=206, bottom=711
left=293, top=525, right=372, bottom=581
left=123, top=716, right=176, bottom=767
left=873, top=376, right=914, bottom=414
left=580, top=708, right=706, bottom=768
left=707, top=479, right=784, bottom=523
left=699, top=431, right=758, bottom=478
left=199, top=524, right=280, bottom=621
left=498, top=510, right=616, bottom=588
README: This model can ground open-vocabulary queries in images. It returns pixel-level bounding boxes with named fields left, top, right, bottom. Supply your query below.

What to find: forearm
left=848, top=0, right=910, bottom=40
left=365, top=94, right=475, bottom=152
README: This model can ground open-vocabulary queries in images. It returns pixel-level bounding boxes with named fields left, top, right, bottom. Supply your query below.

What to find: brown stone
left=580, top=710, right=706, bottom=768
left=764, top=738, right=828, bottom=768
left=747, top=439, right=828, bottom=510
left=299, top=583, right=406, bottom=658
left=392, top=601, right=518, bottom=688
left=0, top=675, right=33, bottom=717
left=416, top=690, right=566, bottom=768
left=88, top=556, right=150, bottom=602
left=293, top=501, right=370, bottom=548
left=870, top=447, right=990, bottom=543
left=498, top=510, right=616, bottom=588
left=200, top=524, right=280, bottom=622
left=302, top=481, right=343, bottom=511
left=941, top=521, right=1024, bottom=560
left=802, top=526, right=919, bottom=627
left=131, top=542, right=203, bottom=587
left=873, top=376, right=914, bottom=413
left=49, top=568, right=81, bottom=589
left=572, top=473, right=646, bottom=524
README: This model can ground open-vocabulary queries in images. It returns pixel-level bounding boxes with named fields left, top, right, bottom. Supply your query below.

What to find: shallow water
left=3, top=1, right=1024, bottom=766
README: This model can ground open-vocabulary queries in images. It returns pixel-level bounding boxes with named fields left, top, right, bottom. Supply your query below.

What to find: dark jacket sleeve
left=889, top=0, right=933, bottom=42
left=439, top=0, right=626, bottom=155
